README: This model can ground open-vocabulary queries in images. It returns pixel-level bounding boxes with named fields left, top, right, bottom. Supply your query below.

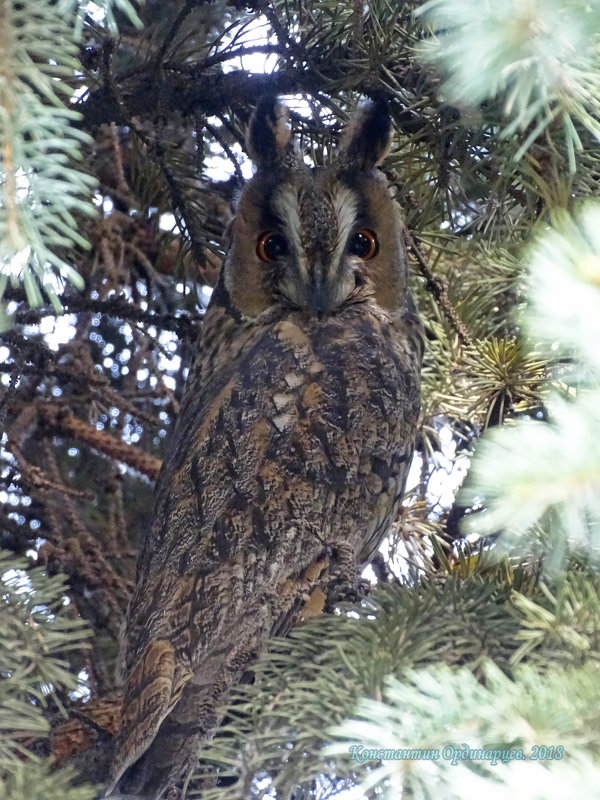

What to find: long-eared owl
left=107, top=97, right=423, bottom=798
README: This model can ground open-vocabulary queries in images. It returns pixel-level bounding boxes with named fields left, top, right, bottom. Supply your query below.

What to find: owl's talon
left=324, top=577, right=372, bottom=611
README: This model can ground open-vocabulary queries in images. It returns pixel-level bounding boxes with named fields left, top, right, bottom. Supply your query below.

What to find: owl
left=106, top=97, right=423, bottom=799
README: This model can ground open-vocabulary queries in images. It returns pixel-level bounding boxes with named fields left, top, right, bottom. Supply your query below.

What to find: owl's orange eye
left=256, top=232, right=288, bottom=262
left=348, top=229, right=378, bottom=260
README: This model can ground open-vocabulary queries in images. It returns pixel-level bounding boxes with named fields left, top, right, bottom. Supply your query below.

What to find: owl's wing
left=108, top=302, right=422, bottom=797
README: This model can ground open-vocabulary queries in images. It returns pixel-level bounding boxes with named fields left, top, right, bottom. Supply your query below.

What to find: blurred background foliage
left=1, top=0, right=600, bottom=797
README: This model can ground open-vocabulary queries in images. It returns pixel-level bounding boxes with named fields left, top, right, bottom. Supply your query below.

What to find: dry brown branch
left=55, top=410, right=162, bottom=480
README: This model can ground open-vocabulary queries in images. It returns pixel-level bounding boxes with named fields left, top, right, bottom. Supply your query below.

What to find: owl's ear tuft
left=340, top=99, right=392, bottom=170
left=247, top=95, right=295, bottom=168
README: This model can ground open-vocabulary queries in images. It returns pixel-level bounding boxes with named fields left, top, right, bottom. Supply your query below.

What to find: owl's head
left=222, top=97, right=409, bottom=319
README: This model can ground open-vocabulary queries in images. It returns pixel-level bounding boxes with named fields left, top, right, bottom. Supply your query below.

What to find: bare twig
left=6, top=296, right=202, bottom=339
left=405, top=230, right=473, bottom=347
left=204, top=118, right=245, bottom=183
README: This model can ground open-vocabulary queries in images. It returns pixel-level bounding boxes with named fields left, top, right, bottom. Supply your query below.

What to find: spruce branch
left=0, top=551, right=91, bottom=769
left=6, top=295, right=202, bottom=339
left=0, top=0, right=97, bottom=315
left=57, top=0, right=144, bottom=36
left=416, top=0, right=600, bottom=170
left=56, top=408, right=162, bottom=480
left=449, top=338, right=546, bottom=428
left=326, top=661, right=600, bottom=800
left=527, top=204, right=600, bottom=377
left=7, top=399, right=162, bottom=488
left=510, top=571, right=600, bottom=666
left=461, top=203, right=600, bottom=571
left=0, top=762, right=96, bottom=800
left=192, top=571, right=532, bottom=798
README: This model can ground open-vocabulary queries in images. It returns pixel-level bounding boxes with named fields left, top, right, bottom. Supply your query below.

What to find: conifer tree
left=1, top=1, right=600, bottom=797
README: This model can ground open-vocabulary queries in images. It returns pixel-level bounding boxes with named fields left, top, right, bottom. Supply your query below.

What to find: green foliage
left=527, top=204, right=600, bottom=377
left=417, top=0, right=600, bottom=166
left=433, top=337, right=546, bottom=427
left=192, top=562, right=600, bottom=798
left=0, top=762, right=96, bottom=800
left=0, top=0, right=145, bottom=317
left=462, top=204, right=600, bottom=571
left=57, top=0, right=144, bottom=35
left=462, top=394, right=600, bottom=568
left=327, top=661, right=600, bottom=800
left=0, top=551, right=94, bottom=798
left=511, top=571, right=600, bottom=665
left=0, top=0, right=95, bottom=313
left=3, top=0, right=600, bottom=797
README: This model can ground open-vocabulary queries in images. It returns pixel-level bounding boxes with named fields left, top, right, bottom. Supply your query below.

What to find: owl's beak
left=308, top=278, right=328, bottom=318
left=307, top=263, right=330, bottom=318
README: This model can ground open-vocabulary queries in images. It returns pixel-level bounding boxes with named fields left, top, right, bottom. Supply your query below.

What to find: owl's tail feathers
left=104, top=638, right=193, bottom=799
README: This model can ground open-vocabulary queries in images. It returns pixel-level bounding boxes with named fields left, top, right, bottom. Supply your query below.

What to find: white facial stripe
left=271, top=182, right=358, bottom=285
left=272, top=185, right=308, bottom=278
left=331, top=184, right=358, bottom=269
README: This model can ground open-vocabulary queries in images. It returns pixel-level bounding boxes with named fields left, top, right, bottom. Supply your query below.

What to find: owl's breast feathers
left=143, top=295, right=422, bottom=592
left=110, top=294, right=422, bottom=796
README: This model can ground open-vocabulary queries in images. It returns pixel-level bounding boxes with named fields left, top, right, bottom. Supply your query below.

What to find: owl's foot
left=324, top=576, right=372, bottom=610
left=320, top=540, right=372, bottom=609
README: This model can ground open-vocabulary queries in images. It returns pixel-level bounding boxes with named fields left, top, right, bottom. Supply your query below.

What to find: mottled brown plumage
left=107, top=97, right=423, bottom=799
